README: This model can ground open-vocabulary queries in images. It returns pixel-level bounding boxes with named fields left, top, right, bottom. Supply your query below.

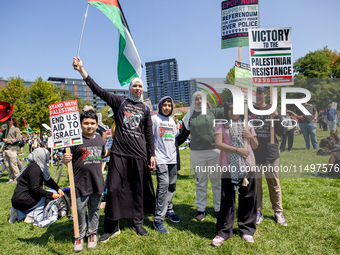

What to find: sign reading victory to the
left=49, top=100, right=83, bottom=149
left=221, top=0, right=259, bottom=49
left=249, top=27, right=293, bottom=86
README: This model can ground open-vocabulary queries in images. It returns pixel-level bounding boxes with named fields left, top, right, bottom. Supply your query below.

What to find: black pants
left=321, top=121, right=328, bottom=131
left=280, top=129, right=294, bottom=151
left=216, top=171, right=257, bottom=240
left=104, top=217, right=143, bottom=233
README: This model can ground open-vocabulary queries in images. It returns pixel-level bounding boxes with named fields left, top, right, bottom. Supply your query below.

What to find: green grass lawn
left=0, top=127, right=339, bottom=254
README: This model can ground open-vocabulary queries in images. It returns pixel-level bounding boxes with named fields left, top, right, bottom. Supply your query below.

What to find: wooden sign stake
left=66, top=147, right=79, bottom=239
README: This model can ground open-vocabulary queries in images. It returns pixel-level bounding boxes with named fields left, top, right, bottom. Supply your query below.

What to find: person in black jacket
left=9, top=148, right=64, bottom=224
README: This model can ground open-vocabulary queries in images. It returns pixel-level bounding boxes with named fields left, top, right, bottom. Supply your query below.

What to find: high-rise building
left=145, top=58, right=178, bottom=104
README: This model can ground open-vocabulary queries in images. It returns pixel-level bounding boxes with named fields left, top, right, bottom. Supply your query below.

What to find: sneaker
left=256, top=211, right=264, bottom=224
left=288, top=149, right=293, bottom=152
left=166, top=212, right=182, bottom=223
left=153, top=220, right=169, bottom=234
left=242, top=234, right=254, bottom=243
left=98, top=229, right=121, bottom=243
left=8, top=207, right=17, bottom=223
left=87, top=233, right=98, bottom=250
left=195, top=211, right=205, bottom=221
left=211, top=235, right=224, bottom=247
left=24, top=215, right=34, bottom=224
left=73, top=239, right=84, bottom=253
left=133, top=225, right=148, bottom=236
left=6, top=179, right=16, bottom=184
left=274, top=212, right=287, bottom=226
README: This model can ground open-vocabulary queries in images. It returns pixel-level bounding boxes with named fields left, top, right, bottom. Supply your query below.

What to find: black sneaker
left=195, top=211, right=205, bottom=221
left=98, top=229, right=120, bottom=243
left=166, top=212, right=182, bottom=223
left=133, top=225, right=148, bottom=236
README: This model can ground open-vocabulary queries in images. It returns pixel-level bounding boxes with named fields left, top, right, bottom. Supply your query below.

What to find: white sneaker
left=9, top=207, right=17, bottom=223
left=24, top=215, right=34, bottom=223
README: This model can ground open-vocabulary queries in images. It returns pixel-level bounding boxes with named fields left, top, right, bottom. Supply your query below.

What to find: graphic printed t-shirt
left=152, top=114, right=177, bottom=164
left=70, top=135, right=105, bottom=197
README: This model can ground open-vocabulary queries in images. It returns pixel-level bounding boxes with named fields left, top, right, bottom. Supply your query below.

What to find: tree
left=98, top=105, right=112, bottom=126
left=29, top=77, right=60, bottom=136
left=54, top=87, right=93, bottom=114
left=225, top=67, right=235, bottom=85
left=321, top=46, right=340, bottom=78
left=0, top=77, right=30, bottom=129
left=175, top=111, right=186, bottom=121
left=182, top=101, right=186, bottom=107
left=294, top=50, right=331, bottom=78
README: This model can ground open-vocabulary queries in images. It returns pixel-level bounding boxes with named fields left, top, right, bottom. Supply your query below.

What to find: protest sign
left=249, top=27, right=293, bottom=86
left=49, top=100, right=82, bottom=149
left=234, top=61, right=256, bottom=102
left=332, top=102, right=337, bottom=110
left=221, top=0, right=259, bottom=49
left=49, top=99, right=81, bottom=238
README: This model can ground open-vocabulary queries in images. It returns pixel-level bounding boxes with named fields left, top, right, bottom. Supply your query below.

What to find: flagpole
left=76, top=3, right=90, bottom=58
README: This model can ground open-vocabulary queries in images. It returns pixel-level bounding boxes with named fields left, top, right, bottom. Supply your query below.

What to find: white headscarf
left=126, top=77, right=144, bottom=103
left=16, top=148, right=51, bottom=182
left=183, top=91, right=206, bottom=131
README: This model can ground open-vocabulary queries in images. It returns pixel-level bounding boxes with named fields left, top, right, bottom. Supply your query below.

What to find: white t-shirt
left=152, top=114, right=178, bottom=165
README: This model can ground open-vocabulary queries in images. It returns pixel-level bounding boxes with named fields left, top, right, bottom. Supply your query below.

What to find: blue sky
left=1, top=0, right=339, bottom=90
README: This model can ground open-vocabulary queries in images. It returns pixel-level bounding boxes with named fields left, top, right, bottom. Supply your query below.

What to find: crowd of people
left=1, top=57, right=338, bottom=252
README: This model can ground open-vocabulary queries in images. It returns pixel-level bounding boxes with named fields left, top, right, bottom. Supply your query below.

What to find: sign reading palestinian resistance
left=249, top=27, right=293, bottom=86
left=49, top=100, right=83, bottom=149
left=221, top=0, right=259, bottom=49
left=234, top=61, right=256, bottom=101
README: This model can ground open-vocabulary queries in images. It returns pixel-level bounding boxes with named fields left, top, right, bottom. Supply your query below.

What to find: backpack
left=45, top=194, right=72, bottom=219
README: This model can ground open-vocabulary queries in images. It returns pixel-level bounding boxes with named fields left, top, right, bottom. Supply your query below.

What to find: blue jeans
left=299, top=122, right=318, bottom=149
left=16, top=189, right=57, bottom=221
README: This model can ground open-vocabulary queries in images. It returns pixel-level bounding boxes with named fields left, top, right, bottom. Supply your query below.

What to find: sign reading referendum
left=249, top=27, right=293, bottom=86
left=49, top=100, right=83, bottom=149
left=221, top=0, right=259, bottom=49
left=234, top=61, right=256, bottom=101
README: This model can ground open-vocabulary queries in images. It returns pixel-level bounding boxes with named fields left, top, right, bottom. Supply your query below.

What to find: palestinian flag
left=88, top=0, right=142, bottom=86
left=250, top=47, right=292, bottom=57
left=23, top=118, right=32, bottom=133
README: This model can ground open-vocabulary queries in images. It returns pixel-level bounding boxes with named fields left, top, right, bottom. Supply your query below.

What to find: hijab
left=126, top=77, right=144, bottom=103
left=183, top=91, right=206, bottom=131
left=16, top=148, right=51, bottom=182
left=158, top=96, right=174, bottom=117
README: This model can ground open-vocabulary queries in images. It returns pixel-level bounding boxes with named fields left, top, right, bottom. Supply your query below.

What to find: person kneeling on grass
left=212, top=99, right=259, bottom=246
left=317, top=137, right=340, bottom=178
left=9, top=148, right=64, bottom=224
left=63, top=109, right=110, bottom=252
left=152, top=96, right=182, bottom=234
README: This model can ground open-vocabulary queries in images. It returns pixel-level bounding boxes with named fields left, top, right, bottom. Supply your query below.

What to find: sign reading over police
left=49, top=100, right=83, bottom=149
left=221, top=0, right=259, bottom=49
left=249, top=27, right=293, bottom=86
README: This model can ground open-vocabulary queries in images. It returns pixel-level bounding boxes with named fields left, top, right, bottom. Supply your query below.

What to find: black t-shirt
left=70, top=135, right=105, bottom=197
left=85, top=76, right=155, bottom=160
left=296, top=104, right=317, bottom=123
left=251, top=105, right=285, bottom=164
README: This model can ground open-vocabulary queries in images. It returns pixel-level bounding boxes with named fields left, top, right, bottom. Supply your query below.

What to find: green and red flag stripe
left=88, top=0, right=142, bottom=86
left=23, top=118, right=32, bottom=133
left=250, top=47, right=292, bottom=57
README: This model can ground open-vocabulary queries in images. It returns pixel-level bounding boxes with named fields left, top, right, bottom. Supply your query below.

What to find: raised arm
left=72, top=57, right=123, bottom=110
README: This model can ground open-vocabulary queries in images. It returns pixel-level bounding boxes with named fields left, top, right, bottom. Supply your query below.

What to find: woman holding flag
left=73, top=57, right=155, bottom=240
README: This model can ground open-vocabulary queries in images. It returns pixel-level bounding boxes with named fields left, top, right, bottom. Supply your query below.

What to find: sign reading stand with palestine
left=49, top=100, right=83, bottom=149
left=221, top=0, right=259, bottom=49
left=249, top=27, right=293, bottom=86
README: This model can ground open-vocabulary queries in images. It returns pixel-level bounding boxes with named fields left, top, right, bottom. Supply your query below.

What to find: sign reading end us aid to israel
left=249, top=27, right=293, bottom=86
left=49, top=100, right=83, bottom=149
left=221, top=0, right=259, bottom=49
